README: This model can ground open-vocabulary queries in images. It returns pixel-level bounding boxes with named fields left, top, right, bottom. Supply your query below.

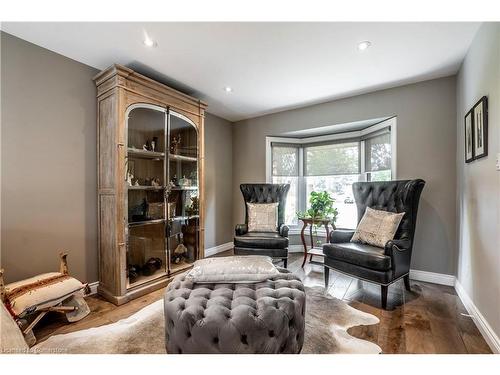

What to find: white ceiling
left=2, top=22, right=480, bottom=122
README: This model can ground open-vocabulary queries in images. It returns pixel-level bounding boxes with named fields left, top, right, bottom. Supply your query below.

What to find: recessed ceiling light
left=224, top=86, right=233, bottom=93
left=143, top=34, right=157, bottom=48
left=357, top=41, right=371, bottom=51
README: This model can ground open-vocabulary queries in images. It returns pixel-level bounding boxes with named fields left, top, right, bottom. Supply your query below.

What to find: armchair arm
left=329, top=229, right=355, bottom=244
left=235, top=224, right=248, bottom=236
left=279, top=224, right=289, bottom=238
left=384, top=239, right=411, bottom=254
left=384, top=239, right=412, bottom=274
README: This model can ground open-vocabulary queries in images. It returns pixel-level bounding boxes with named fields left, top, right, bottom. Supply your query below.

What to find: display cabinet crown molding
left=93, top=64, right=207, bottom=115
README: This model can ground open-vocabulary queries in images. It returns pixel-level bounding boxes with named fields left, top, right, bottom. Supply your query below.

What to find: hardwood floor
left=33, top=251, right=492, bottom=354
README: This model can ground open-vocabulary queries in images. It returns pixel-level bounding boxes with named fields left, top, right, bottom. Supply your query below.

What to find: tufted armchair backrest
left=352, top=179, right=425, bottom=243
left=240, top=184, right=290, bottom=228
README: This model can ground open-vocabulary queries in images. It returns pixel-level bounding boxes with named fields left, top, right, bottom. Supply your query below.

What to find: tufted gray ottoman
left=164, top=269, right=305, bottom=354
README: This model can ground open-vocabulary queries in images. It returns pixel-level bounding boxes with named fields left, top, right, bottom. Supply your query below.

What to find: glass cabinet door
left=126, top=106, right=167, bottom=287
left=167, top=111, right=199, bottom=274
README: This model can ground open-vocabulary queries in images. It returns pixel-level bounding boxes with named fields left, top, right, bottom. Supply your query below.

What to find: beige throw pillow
left=247, top=202, right=278, bottom=232
left=351, top=207, right=405, bottom=248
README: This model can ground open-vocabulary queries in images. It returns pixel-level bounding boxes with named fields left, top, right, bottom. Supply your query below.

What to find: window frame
left=266, top=117, right=397, bottom=233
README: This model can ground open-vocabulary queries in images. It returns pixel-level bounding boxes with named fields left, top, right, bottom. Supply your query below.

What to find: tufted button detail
left=164, top=267, right=307, bottom=354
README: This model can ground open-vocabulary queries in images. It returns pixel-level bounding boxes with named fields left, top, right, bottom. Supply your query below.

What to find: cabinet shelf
left=170, top=186, right=198, bottom=191
left=169, top=153, right=197, bottom=162
left=170, top=215, right=199, bottom=222
left=128, top=185, right=164, bottom=191
left=169, top=261, right=193, bottom=275
left=128, top=148, right=165, bottom=159
left=128, top=219, right=165, bottom=227
left=127, top=270, right=168, bottom=289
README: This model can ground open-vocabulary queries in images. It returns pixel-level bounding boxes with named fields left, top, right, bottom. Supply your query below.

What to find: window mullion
left=298, top=146, right=305, bottom=213
left=360, top=140, right=367, bottom=182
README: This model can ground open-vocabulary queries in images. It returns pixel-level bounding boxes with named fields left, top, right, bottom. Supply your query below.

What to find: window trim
left=266, top=117, right=397, bottom=233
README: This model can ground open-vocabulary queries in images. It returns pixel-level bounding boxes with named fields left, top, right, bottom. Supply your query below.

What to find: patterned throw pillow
left=247, top=202, right=279, bottom=232
left=351, top=207, right=405, bottom=248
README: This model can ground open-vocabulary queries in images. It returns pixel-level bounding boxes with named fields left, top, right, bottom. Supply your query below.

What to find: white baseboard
left=205, top=242, right=233, bottom=257
left=409, top=269, right=456, bottom=286
left=289, top=245, right=304, bottom=253
left=455, top=279, right=500, bottom=353
left=87, top=281, right=99, bottom=296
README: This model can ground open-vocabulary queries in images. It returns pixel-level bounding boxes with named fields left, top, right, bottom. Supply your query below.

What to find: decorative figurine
left=186, top=196, right=199, bottom=216
left=179, top=175, right=191, bottom=187
left=172, top=243, right=188, bottom=264
left=141, top=257, right=163, bottom=276
left=151, top=137, right=158, bottom=152
left=151, top=177, right=161, bottom=187
left=171, top=175, right=179, bottom=186
left=127, top=171, right=134, bottom=186
left=127, top=264, right=140, bottom=283
left=166, top=181, right=176, bottom=194
left=129, top=198, right=149, bottom=222
left=170, top=134, right=181, bottom=154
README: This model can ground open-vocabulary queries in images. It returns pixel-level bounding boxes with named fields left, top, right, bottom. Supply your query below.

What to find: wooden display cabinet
left=94, top=65, right=206, bottom=305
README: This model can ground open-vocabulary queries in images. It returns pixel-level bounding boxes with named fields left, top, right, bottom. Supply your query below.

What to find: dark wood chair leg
left=283, top=258, right=288, bottom=269
left=381, top=285, right=388, bottom=309
left=324, top=266, right=330, bottom=288
left=404, top=274, right=411, bottom=291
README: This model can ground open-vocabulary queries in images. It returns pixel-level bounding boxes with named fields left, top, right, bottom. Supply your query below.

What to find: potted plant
left=297, top=191, right=338, bottom=246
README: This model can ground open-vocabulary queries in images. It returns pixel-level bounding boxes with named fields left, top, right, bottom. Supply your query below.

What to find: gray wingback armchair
left=234, top=184, right=290, bottom=268
left=323, top=179, right=425, bottom=309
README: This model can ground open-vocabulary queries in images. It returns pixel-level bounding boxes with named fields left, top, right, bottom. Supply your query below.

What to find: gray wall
left=0, top=32, right=234, bottom=283
left=204, top=113, right=233, bottom=248
left=233, top=76, right=458, bottom=275
left=1, top=32, right=99, bottom=283
left=456, top=23, right=500, bottom=340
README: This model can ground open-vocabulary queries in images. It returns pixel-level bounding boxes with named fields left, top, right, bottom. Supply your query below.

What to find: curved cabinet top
left=94, top=64, right=207, bottom=122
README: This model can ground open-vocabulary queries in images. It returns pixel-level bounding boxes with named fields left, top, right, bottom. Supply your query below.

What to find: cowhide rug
left=34, top=286, right=381, bottom=354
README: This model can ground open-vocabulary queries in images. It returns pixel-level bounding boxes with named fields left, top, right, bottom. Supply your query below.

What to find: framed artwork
left=464, top=110, right=474, bottom=163
left=473, top=96, right=488, bottom=160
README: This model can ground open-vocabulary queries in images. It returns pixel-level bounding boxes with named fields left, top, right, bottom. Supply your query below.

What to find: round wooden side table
left=298, top=217, right=335, bottom=268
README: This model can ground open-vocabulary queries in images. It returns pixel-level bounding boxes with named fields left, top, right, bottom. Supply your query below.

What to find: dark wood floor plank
left=402, top=303, right=436, bottom=353
left=377, top=307, right=407, bottom=354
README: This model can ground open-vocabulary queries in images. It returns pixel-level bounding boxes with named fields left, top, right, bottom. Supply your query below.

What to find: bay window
left=268, top=120, right=395, bottom=229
